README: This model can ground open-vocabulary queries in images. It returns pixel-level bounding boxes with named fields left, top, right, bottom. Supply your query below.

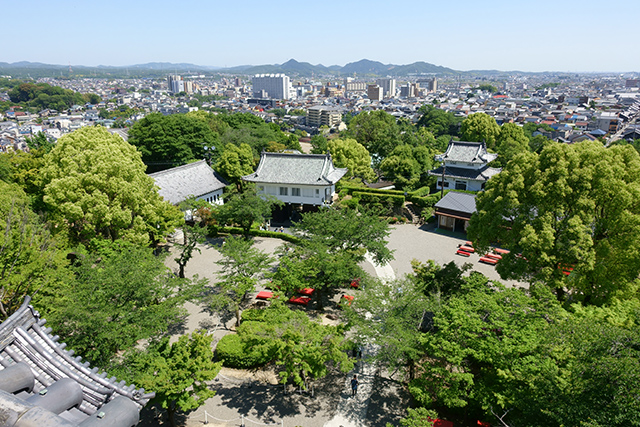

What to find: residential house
left=429, top=140, right=501, bottom=192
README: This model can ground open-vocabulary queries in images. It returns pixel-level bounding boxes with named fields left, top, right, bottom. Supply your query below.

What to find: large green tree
left=213, top=236, right=273, bottom=326
left=42, top=126, right=182, bottom=245
left=493, top=123, right=530, bottom=167
left=128, top=112, right=219, bottom=172
left=0, top=181, right=68, bottom=319
left=347, top=110, right=399, bottom=161
left=327, top=138, right=376, bottom=182
left=214, top=143, right=255, bottom=191
left=468, top=141, right=640, bottom=305
left=416, top=105, right=459, bottom=138
left=49, top=240, right=204, bottom=367
left=460, top=113, right=501, bottom=149
left=380, top=144, right=435, bottom=190
left=214, top=189, right=281, bottom=237
left=122, top=331, right=221, bottom=427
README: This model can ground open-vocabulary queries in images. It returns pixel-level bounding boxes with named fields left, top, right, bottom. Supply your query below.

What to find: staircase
left=404, top=202, right=423, bottom=225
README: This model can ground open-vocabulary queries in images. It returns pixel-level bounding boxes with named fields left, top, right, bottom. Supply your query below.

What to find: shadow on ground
left=366, top=374, right=413, bottom=426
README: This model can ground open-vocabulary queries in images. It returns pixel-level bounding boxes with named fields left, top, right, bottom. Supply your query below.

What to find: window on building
left=455, top=181, right=467, bottom=191
left=291, top=188, right=300, bottom=197
left=438, top=181, right=450, bottom=188
left=279, top=187, right=288, bottom=196
left=315, top=189, right=320, bottom=198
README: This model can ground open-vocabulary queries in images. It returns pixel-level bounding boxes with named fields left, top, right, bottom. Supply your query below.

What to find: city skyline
left=4, top=0, right=640, bottom=73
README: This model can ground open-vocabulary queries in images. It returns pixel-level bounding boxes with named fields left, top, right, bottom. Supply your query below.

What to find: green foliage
left=215, top=189, right=281, bottom=237
left=460, top=113, right=501, bottom=149
left=411, top=259, right=475, bottom=297
left=380, top=144, right=435, bottom=190
left=8, top=81, right=90, bottom=111
left=25, top=132, right=54, bottom=153
left=42, top=126, right=183, bottom=245
left=310, top=134, right=328, bottom=154
left=216, top=329, right=275, bottom=369
left=327, top=138, right=377, bottom=182
left=468, top=141, right=640, bottom=305
left=0, top=181, right=69, bottom=319
left=174, top=224, right=207, bottom=278
left=353, top=191, right=405, bottom=216
left=493, top=123, right=530, bottom=167
left=347, top=110, right=399, bottom=160
left=416, top=105, right=460, bottom=138
left=340, top=185, right=405, bottom=196
left=48, top=240, right=203, bottom=367
left=212, top=236, right=273, bottom=326
left=476, top=84, right=498, bottom=93
left=395, top=408, right=440, bottom=427
left=214, top=143, right=255, bottom=189
left=122, top=331, right=221, bottom=427
left=128, top=112, right=219, bottom=173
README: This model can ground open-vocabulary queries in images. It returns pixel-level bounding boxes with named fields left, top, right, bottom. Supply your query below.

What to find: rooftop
left=435, top=140, right=498, bottom=164
left=435, top=191, right=477, bottom=215
left=242, top=152, right=347, bottom=186
left=149, top=160, right=228, bottom=205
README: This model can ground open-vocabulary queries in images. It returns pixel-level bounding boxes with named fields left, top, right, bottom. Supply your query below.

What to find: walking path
left=324, top=254, right=396, bottom=427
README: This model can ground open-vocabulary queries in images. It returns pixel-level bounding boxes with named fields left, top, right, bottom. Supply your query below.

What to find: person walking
left=350, top=375, right=359, bottom=397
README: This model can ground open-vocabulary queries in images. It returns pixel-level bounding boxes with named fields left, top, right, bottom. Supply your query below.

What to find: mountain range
left=0, top=59, right=458, bottom=79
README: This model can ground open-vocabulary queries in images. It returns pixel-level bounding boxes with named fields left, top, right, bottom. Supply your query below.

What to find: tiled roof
left=435, top=140, right=497, bottom=164
left=0, top=297, right=152, bottom=426
left=428, top=165, right=501, bottom=181
left=242, top=152, right=347, bottom=185
left=435, top=191, right=477, bottom=215
left=149, top=160, right=228, bottom=205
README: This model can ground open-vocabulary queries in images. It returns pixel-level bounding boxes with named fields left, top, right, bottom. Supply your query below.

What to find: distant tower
left=68, top=62, right=73, bottom=75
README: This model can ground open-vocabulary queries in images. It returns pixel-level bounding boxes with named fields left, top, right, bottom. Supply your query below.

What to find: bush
left=353, top=191, right=405, bottom=216
left=241, top=308, right=268, bottom=322
left=210, top=226, right=302, bottom=244
left=340, top=185, right=405, bottom=197
left=408, top=186, right=431, bottom=198
left=215, top=330, right=275, bottom=369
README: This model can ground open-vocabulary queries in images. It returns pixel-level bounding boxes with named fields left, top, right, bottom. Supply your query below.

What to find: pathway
left=324, top=254, right=396, bottom=427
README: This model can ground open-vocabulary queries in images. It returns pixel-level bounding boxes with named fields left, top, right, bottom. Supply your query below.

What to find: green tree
left=25, top=132, right=54, bottom=153
left=460, top=113, right=501, bottom=149
left=327, top=138, right=376, bottom=182
left=213, top=236, right=273, bottom=326
left=174, top=224, right=207, bottom=279
left=215, top=189, right=281, bottom=237
left=293, top=208, right=392, bottom=309
left=49, top=240, right=204, bottom=367
left=416, top=105, right=459, bottom=138
left=214, top=143, right=255, bottom=191
left=123, top=331, right=221, bottom=427
left=0, top=181, right=68, bottom=319
left=42, top=126, right=183, bottom=245
left=347, top=110, right=399, bottom=161
left=310, top=134, right=328, bottom=154
left=493, top=123, right=530, bottom=167
left=380, top=144, right=435, bottom=190
left=345, top=277, right=431, bottom=381
left=128, top=112, right=219, bottom=173
left=468, top=141, right=640, bottom=305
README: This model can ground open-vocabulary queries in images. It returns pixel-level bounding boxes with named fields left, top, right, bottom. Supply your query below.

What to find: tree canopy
left=468, top=141, right=640, bottom=305
left=460, top=113, right=501, bottom=149
left=128, top=112, right=219, bottom=173
left=347, top=110, right=399, bottom=161
left=42, top=126, right=182, bottom=245
left=327, top=138, right=376, bottom=182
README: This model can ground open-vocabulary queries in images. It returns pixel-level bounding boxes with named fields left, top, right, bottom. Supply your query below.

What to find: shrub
left=241, top=308, right=268, bottom=322
left=216, top=329, right=275, bottom=369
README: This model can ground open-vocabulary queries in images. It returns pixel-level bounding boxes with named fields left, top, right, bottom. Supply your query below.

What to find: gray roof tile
left=435, top=140, right=498, bottom=164
left=149, top=160, right=228, bottom=205
left=428, top=165, right=502, bottom=181
left=435, top=191, right=477, bottom=215
left=242, top=152, right=347, bottom=185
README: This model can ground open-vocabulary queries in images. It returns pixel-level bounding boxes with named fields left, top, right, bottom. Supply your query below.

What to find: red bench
left=288, top=296, right=311, bottom=306
left=494, top=248, right=510, bottom=255
left=350, top=278, right=360, bottom=288
left=256, top=291, right=274, bottom=300
left=456, top=249, right=471, bottom=257
left=458, top=245, right=475, bottom=253
left=485, top=252, right=502, bottom=261
left=479, top=256, right=498, bottom=265
left=297, top=288, right=315, bottom=296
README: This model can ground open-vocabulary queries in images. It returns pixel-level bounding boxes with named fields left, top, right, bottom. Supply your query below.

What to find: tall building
left=376, top=78, right=396, bottom=98
left=252, top=74, right=293, bottom=100
left=307, top=106, right=343, bottom=128
left=167, top=75, right=184, bottom=94
left=367, top=85, right=383, bottom=101
left=345, top=81, right=367, bottom=92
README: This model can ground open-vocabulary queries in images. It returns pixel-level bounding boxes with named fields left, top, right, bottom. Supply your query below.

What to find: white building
left=149, top=160, right=228, bottom=206
left=252, top=74, right=293, bottom=100
left=242, top=152, right=347, bottom=207
left=167, top=75, right=184, bottom=94
left=428, top=140, right=501, bottom=192
left=376, top=78, right=396, bottom=98
left=306, top=106, right=343, bottom=128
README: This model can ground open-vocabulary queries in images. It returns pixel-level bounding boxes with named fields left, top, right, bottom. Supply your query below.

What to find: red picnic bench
left=256, top=291, right=274, bottom=300
left=494, top=248, right=510, bottom=255
left=485, top=252, right=502, bottom=261
left=479, top=256, right=498, bottom=265
left=297, top=288, right=315, bottom=296
left=340, top=295, right=354, bottom=306
left=458, top=245, right=475, bottom=253
left=456, top=248, right=471, bottom=257
left=288, top=296, right=311, bottom=306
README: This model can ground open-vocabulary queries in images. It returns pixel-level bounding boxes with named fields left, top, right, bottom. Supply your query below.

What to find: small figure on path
left=351, top=375, right=359, bottom=397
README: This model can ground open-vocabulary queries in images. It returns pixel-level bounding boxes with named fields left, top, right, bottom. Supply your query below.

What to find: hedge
left=340, top=185, right=405, bottom=197
left=352, top=191, right=405, bottom=208
left=215, top=333, right=275, bottom=369
left=241, top=308, right=269, bottom=322
left=209, top=226, right=302, bottom=244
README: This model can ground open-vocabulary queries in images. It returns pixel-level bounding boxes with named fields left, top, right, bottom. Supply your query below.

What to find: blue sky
left=3, top=0, right=640, bottom=72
